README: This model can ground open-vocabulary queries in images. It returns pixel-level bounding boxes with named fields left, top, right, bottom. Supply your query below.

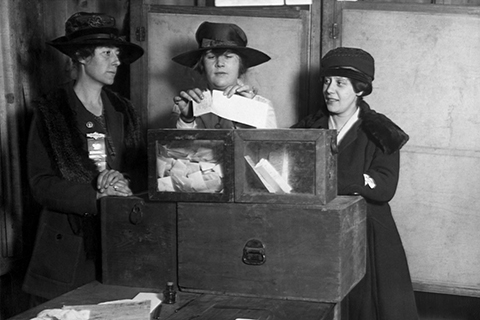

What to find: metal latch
left=242, top=239, right=266, bottom=266
left=330, top=23, right=339, bottom=40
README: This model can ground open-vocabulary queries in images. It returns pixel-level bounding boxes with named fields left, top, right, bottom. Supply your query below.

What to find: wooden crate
left=234, top=129, right=337, bottom=205
left=148, top=129, right=234, bottom=202
left=100, top=195, right=176, bottom=289
left=177, top=196, right=366, bottom=303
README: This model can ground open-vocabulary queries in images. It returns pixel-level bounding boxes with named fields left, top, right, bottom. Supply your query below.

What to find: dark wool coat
left=23, top=83, right=146, bottom=299
left=293, top=100, right=418, bottom=320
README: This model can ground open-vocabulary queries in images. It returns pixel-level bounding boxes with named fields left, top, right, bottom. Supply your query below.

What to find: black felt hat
left=172, top=21, right=270, bottom=69
left=320, top=47, right=375, bottom=95
left=48, top=12, right=144, bottom=64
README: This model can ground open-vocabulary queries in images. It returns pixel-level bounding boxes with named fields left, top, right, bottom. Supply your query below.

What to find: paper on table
left=133, top=293, right=162, bottom=313
left=193, top=90, right=270, bottom=128
left=99, top=292, right=162, bottom=313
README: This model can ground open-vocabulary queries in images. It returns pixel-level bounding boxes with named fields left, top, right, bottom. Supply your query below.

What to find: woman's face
left=80, top=46, right=121, bottom=86
left=323, top=76, right=360, bottom=116
left=202, top=50, right=241, bottom=90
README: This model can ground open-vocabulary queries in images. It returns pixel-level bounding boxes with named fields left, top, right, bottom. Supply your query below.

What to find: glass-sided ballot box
left=148, top=129, right=234, bottom=202
left=148, top=128, right=337, bottom=204
left=234, top=129, right=337, bottom=205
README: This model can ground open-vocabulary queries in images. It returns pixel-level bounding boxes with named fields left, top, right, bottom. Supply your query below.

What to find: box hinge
left=135, top=26, right=146, bottom=42
left=329, top=23, right=339, bottom=40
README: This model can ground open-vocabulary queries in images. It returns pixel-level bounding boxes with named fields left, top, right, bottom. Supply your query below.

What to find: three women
left=26, top=13, right=417, bottom=319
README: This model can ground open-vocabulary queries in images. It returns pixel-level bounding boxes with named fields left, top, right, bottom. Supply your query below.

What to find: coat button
left=86, top=121, right=94, bottom=128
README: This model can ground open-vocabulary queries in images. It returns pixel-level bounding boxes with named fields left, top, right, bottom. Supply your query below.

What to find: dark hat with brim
left=48, top=12, right=144, bottom=64
left=172, top=21, right=270, bottom=69
left=319, top=47, right=374, bottom=95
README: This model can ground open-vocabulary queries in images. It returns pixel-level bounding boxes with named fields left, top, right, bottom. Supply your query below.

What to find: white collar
left=328, top=107, right=360, bottom=144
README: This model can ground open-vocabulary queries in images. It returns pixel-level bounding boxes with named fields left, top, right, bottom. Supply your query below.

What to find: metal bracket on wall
left=135, top=27, right=145, bottom=42
left=330, top=23, right=339, bottom=40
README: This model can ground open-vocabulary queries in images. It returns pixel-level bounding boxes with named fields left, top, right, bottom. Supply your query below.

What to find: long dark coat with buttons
left=23, top=82, right=146, bottom=299
left=292, top=100, right=418, bottom=320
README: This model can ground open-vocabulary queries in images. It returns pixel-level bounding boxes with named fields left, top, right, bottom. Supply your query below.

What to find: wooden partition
left=331, top=2, right=480, bottom=297
left=131, top=4, right=316, bottom=129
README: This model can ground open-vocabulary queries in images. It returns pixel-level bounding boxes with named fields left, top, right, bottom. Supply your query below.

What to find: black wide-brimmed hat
left=172, top=21, right=270, bottom=69
left=48, top=12, right=144, bottom=64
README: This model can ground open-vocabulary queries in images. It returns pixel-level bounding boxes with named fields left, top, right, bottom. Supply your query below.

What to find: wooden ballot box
left=100, top=195, right=177, bottom=289
left=177, top=196, right=366, bottom=303
left=100, top=128, right=365, bottom=319
left=148, top=128, right=338, bottom=205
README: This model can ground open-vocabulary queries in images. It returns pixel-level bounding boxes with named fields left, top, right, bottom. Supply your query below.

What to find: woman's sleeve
left=170, top=103, right=197, bottom=128
left=27, top=116, right=98, bottom=216
left=363, top=148, right=400, bottom=202
left=344, top=147, right=400, bottom=203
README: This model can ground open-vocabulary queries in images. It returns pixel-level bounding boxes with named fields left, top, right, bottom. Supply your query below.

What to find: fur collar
left=34, top=83, right=142, bottom=183
left=292, top=101, right=409, bottom=154
left=358, top=100, right=409, bottom=154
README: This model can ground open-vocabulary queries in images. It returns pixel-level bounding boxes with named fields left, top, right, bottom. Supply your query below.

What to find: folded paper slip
left=193, top=90, right=270, bottom=128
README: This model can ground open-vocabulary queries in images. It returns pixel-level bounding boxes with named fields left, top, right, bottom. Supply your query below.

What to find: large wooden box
left=100, top=195, right=176, bottom=289
left=148, top=129, right=234, bottom=202
left=177, top=196, right=366, bottom=302
left=234, top=129, right=337, bottom=205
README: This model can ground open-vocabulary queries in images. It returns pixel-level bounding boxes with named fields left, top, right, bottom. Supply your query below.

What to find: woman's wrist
left=180, top=114, right=195, bottom=123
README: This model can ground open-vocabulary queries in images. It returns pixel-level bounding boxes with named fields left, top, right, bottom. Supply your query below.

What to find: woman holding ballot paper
left=171, top=21, right=278, bottom=129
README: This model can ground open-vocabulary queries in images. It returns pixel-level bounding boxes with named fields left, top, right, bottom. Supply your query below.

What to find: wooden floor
left=416, top=291, right=480, bottom=320
left=2, top=270, right=480, bottom=320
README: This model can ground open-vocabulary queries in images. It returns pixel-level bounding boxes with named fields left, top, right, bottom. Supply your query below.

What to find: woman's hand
left=174, top=88, right=204, bottom=122
left=96, top=169, right=132, bottom=198
left=223, top=82, right=257, bottom=99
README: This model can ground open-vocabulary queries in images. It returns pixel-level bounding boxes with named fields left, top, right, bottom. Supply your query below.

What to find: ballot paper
left=30, top=292, right=161, bottom=320
left=193, top=90, right=270, bottom=128
left=156, top=144, right=224, bottom=193
left=30, top=309, right=90, bottom=320
left=244, top=155, right=292, bottom=194
left=100, top=292, right=162, bottom=314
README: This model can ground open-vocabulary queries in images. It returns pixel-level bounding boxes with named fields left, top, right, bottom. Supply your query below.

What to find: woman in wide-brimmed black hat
left=170, top=21, right=277, bottom=129
left=23, top=12, right=146, bottom=301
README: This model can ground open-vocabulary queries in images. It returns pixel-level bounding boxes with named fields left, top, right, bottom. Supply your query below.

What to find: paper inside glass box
left=244, top=155, right=293, bottom=194
left=243, top=141, right=316, bottom=195
left=156, top=140, right=224, bottom=193
left=234, top=129, right=337, bottom=205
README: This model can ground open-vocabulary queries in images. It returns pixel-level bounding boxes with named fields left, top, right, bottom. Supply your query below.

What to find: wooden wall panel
left=336, top=2, right=480, bottom=297
left=140, top=5, right=310, bottom=129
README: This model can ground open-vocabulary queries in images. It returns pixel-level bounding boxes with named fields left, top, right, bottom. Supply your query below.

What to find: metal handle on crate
left=129, top=202, right=144, bottom=225
left=242, top=239, right=266, bottom=265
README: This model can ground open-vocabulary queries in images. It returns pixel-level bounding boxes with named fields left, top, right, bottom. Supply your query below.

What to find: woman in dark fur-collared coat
left=292, top=47, right=418, bottom=320
left=23, top=12, right=146, bottom=300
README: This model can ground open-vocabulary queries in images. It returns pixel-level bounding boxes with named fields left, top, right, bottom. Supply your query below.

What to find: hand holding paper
left=193, top=90, right=271, bottom=128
